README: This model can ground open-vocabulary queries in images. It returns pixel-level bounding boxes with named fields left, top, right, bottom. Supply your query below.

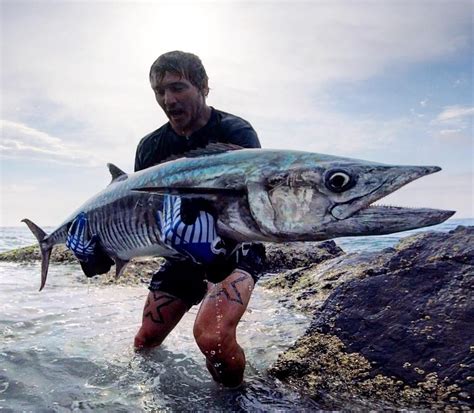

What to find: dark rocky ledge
left=267, top=226, right=473, bottom=410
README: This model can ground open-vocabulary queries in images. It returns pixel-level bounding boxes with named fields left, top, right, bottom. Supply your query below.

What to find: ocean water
left=0, top=218, right=472, bottom=411
left=335, top=217, right=473, bottom=253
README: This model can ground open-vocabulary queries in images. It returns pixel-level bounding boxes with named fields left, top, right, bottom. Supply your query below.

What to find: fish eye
left=325, top=170, right=355, bottom=192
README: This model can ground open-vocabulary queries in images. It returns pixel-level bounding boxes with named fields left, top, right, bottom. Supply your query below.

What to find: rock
left=264, top=240, right=344, bottom=272
left=262, top=249, right=384, bottom=313
left=96, top=256, right=165, bottom=286
left=261, top=241, right=346, bottom=310
left=0, top=244, right=76, bottom=263
left=269, top=226, right=474, bottom=409
left=0, top=244, right=165, bottom=286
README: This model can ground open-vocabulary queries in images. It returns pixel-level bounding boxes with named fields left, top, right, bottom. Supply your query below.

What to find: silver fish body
left=23, top=147, right=455, bottom=290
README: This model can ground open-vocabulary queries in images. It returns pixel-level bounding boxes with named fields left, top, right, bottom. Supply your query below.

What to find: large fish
left=23, top=145, right=455, bottom=291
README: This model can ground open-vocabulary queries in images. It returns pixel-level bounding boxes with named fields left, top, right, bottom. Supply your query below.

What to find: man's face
left=150, top=71, right=207, bottom=135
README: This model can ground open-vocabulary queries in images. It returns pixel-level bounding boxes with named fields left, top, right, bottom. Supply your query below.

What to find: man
left=133, top=51, right=265, bottom=388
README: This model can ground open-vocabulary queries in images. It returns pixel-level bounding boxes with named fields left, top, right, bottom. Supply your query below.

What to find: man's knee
left=134, top=327, right=164, bottom=349
left=193, top=323, right=215, bottom=352
left=193, top=323, right=236, bottom=356
left=134, top=331, right=148, bottom=349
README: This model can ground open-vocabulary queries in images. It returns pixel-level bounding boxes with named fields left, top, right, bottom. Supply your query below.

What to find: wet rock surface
left=270, top=226, right=474, bottom=409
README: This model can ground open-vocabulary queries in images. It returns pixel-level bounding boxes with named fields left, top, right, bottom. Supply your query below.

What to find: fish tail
left=21, top=218, right=52, bottom=291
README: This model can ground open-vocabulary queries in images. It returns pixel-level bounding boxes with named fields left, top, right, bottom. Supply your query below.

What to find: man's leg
left=134, top=260, right=208, bottom=349
left=193, top=269, right=255, bottom=387
left=134, top=291, right=188, bottom=348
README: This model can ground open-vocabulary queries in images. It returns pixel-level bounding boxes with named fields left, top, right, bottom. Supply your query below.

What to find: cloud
left=1, top=183, right=39, bottom=194
left=431, top=105, right=473, bottom=141
left=2, top=1, right=471, bottom=155
left=436, top=106, right=474, bottom=122
left=437, top=129, right=464, bottom=139
left=254, top=110, right=405, bottom=156
left=1, top=120, right=103, bottom=166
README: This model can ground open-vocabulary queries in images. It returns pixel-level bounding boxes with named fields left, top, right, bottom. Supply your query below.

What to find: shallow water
left=0, top=262, right=315, bottom=412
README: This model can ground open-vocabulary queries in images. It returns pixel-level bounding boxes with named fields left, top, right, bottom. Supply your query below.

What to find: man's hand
left=66, top=212, right=114, bottom=277
left=66, top=212, right=98, bottom=262
left=157, top=196, right=227, bottom=264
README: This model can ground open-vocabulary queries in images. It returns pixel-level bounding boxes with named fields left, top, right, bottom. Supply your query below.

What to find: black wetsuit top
left=133, top=107, right=264, bottom=300
left=134, top=107, right=261, bottom=171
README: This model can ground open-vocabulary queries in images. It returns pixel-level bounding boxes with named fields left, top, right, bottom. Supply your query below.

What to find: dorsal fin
left=107, top=163, right=128, bottom=183
left=161, top=143, right=244, bottom=163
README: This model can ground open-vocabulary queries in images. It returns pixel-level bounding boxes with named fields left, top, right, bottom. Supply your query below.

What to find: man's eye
left=171, top=85, right=185, bottom=92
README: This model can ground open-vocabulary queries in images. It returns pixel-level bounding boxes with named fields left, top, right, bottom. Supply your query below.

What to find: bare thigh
left=194, top=270, right=254, bottom=349
left=193, top=270, right=255, bottom=386
left=134, top=290, right=189, bottom=348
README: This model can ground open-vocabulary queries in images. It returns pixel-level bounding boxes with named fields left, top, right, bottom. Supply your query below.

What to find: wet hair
left=149, top=51, right=209, bottom=95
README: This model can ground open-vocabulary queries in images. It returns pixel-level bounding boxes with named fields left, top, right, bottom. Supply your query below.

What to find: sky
left=1, top=0, right=473, bottom=227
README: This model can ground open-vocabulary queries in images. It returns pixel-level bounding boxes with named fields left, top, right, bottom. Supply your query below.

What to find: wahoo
left=23, top=145, right=455, bottom=291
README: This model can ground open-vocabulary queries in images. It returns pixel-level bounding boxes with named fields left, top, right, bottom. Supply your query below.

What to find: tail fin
left=21, top=219, right=52, bottom=291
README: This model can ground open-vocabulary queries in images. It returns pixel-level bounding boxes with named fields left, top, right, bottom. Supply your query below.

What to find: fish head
left=246, top=156, right=455, bottom=240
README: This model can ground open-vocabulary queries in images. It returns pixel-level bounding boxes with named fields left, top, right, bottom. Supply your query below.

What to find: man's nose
left=163, top=90, right=177, bottom=106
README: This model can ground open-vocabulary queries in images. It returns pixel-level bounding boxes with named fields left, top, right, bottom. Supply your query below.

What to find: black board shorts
left=149, top=243, right=266, bottom=308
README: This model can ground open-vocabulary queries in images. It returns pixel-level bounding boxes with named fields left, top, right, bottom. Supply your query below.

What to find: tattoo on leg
left=207, top=275, right=248, bottom=305
left=144, top=293, right=177, bottom=324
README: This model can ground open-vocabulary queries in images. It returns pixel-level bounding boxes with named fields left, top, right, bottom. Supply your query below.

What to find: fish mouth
left=329, top=165, right=455, bottom=234
left=344, top=205, right=455, bottom=235
left=328, top=204, right=455, bottom=239
left=331, top=165, right=442, bottom=220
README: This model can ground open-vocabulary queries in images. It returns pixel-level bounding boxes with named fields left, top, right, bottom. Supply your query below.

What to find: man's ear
left=201, top=78, right=210, bottom=97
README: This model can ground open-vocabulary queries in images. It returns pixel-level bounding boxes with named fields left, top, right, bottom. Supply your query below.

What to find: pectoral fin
left=115, top=258, right=129, bottom=278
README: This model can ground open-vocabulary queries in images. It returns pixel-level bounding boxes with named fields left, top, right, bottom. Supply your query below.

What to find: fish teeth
left=370, top=203, right=417, bottom=210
